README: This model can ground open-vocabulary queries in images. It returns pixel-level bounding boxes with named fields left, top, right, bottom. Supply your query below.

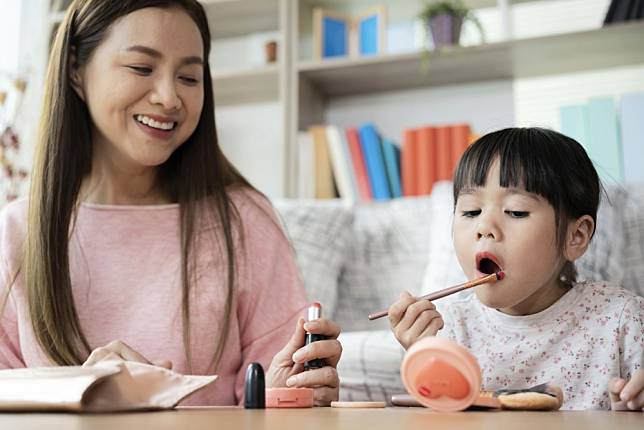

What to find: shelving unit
left=40, top=0, right=644, bottom=198
left=297, top=21, right=644, bottom=98
left=287, top=0, right=644, bottom=197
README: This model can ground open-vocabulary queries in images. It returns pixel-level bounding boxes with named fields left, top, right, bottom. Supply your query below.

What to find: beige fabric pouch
left=0, top=360, right=216, bottom=412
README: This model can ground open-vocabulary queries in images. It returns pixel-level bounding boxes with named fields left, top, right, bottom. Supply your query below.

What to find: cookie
left=498, top=391, right=563, bottom=410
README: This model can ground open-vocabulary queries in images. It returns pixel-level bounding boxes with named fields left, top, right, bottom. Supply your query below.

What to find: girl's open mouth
left=476, top=252, right=503, bottom=276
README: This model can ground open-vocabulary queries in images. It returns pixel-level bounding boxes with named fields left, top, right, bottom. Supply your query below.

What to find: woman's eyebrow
left=124, top=45, right=203, bottom=66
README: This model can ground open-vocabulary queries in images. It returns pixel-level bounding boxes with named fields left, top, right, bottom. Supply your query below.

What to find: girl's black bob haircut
left=453, top=127, right=603, bottom=282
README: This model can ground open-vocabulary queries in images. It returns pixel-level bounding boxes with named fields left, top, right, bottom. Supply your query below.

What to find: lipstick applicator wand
left=368, top=271, right=505, bottom=321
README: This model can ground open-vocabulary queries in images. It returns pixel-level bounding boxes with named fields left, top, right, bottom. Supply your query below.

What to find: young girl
left=388, top=127, right=643, bottom=410
left=0, top=0, right=341, bottom=406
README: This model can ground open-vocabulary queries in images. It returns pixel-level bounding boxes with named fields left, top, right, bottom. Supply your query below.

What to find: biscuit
left=498, top=391, right=563, bottom=410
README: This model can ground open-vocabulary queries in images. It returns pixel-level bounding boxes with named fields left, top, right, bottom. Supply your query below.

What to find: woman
left=0, top=0, right=341, bottom=406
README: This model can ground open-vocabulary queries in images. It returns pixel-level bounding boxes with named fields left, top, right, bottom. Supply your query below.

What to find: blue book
left=358, top=14, right=379, bottom=55
left=619, top=92, right=644, bottom=184
left=560, top=104, right=589, bottom=150
left=381, top=139, right=402, bottom=198
left=322, top=16, right=348, bottom=58
left=587, top=97, right=623, bottom=183
left=358, top=124, right=391, bottom=200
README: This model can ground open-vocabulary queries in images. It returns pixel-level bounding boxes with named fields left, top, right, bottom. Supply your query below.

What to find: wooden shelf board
left=200, top=0, right=280, bottom=39
left=298, top=22, right=644, bottom=98
left=302, top=0, right=548, bottom=11
left=212, top=64, right=279, bottom=105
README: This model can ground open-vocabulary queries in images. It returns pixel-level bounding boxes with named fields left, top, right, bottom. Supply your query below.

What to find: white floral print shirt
left=438, top=281, right=644, bottom=410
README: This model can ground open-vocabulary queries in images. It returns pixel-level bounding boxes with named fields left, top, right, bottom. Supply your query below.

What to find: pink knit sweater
left=0, top=190, right=308, bottom=405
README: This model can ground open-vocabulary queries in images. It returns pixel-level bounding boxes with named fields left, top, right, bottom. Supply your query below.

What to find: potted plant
left=419, top=0, right=484, bottom=49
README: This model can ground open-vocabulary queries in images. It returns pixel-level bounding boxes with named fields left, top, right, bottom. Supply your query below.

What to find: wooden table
left=1, top=406, right=643, bottom=430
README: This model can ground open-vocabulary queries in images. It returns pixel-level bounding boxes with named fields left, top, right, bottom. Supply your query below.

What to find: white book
left=297, top=131, right=315, bottom=199
left=325, top=125, right=358, bottom=203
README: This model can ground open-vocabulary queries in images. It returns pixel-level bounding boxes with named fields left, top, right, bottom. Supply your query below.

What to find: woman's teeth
left=135, top=114, right=175, bottom=131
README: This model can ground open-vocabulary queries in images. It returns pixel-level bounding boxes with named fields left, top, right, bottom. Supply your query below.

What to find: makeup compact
left=400, top=337, right=564, bottom=411
left=265, top=387, right=314, bottom=408
left=401, top=337, right=500, bottom=412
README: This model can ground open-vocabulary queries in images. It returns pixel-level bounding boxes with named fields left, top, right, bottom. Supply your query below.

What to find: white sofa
left=273, top=182, right=644, bottom=402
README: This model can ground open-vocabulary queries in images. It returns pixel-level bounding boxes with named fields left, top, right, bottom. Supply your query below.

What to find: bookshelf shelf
left=307, top=0, right=546, bottom=11
left=297, top=21, right=644, bottom=98
left=199, top=0, right=280, bottom=39
left=49, top=1, right=281, bottom=39
left=466, top=0, right=557, bottom=7
left=212, top=64, right=279, bottom=105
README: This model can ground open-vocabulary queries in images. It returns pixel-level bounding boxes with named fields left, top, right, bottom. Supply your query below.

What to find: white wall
left=215, top=101, right=284, bottom=197
left=0, top=1, right=21, bottom=74
left=14, top=0, right=49, bottom=170
left=1, top=0, right=49, bottom=202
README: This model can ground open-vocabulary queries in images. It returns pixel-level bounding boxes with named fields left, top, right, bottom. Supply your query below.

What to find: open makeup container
left=401, top=337, right=501, bottom=412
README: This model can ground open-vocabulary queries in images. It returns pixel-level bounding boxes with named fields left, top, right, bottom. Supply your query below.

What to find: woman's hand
left=389, top=291, right=444, bottom=350
left=83, top=340, right=173, bottom=370
left=609, top=369, right=644, bottom=411
left=266, top=317, right=342, bottom=406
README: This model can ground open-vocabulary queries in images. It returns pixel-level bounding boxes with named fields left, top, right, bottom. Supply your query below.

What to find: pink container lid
left=401, top=337, right=481, bottom=412
left=265, top=387, right=314, bottom=408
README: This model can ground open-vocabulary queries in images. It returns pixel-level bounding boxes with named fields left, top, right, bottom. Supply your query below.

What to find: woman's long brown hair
left=25, top=0, right=251, bottom=370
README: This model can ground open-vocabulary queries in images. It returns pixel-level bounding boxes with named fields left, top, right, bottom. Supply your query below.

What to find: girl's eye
left=128, top=66, right=152, bottom=75
left=461, top=210, right=481, bottom=218
left=506, top=210, right=529, bottom=218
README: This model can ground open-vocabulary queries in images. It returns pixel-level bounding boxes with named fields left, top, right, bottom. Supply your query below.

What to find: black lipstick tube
left=304, top=302, right=326, bottom=370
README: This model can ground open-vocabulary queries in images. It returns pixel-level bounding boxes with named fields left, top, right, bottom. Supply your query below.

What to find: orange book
left=450, top=124, right=471, bottom=174
left=435, top=126, right=452, bottom=182
left=417, top=127, right=437, bottom=195
left=402, top=129, right=418, bottom=196
left=345, top=127, right=373, bottom=201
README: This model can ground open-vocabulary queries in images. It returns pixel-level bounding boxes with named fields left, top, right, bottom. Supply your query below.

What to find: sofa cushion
left=336, top=329, right=405, bottom=403
left=575, top=185, right=625, bottom=287
left=619, top=185, right=644, bottom=297
left=272, top=199, right=353, bottom=318
left=333, top=196, right=433, bottom=332
left=421, top=182, right=467, bottom=296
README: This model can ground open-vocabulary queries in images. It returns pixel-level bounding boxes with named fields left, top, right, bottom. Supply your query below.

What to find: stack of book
left=560, top=92, right=644, bottom=184
left=401, top=123, right=476, bottom=197
left=297, top=121, right=476, bottom=202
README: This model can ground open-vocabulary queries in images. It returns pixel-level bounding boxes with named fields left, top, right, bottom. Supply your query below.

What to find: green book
left=587, top=97, right=623, bottom=183
left=560, top=104, right=589, bottom=150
